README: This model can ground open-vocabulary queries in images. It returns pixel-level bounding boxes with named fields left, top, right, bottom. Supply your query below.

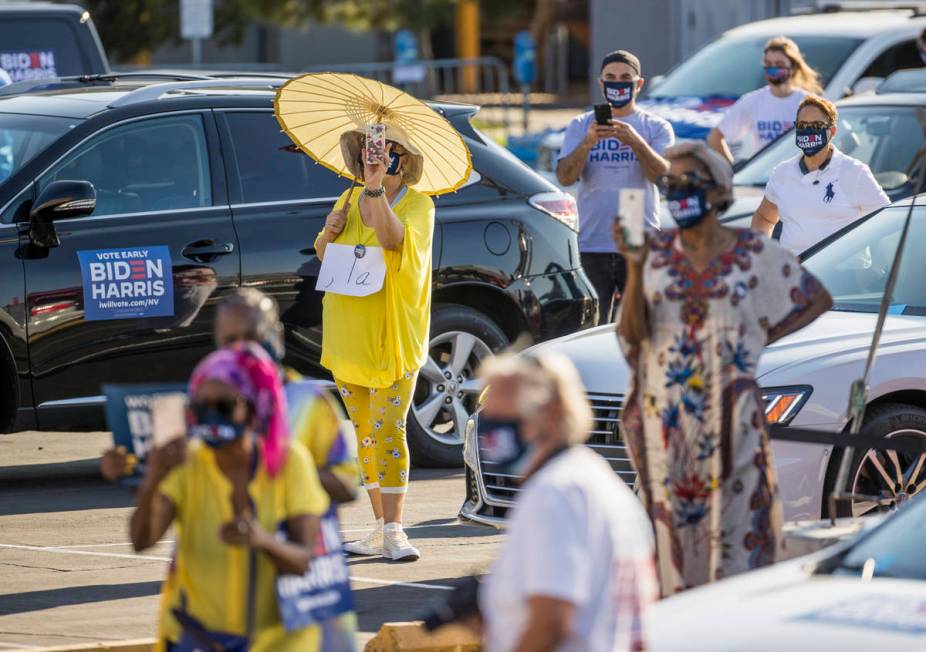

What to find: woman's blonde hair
left=479, top=351, right=593, bottom=445
left=765, top=36, right=823, bottom=94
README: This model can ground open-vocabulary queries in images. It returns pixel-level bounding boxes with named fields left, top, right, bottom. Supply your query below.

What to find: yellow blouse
left=316, top=186, right=435, bottom=388
left=157, top=440, right=329, bottom=651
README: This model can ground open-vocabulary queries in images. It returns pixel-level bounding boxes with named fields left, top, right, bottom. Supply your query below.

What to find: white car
left=654, top=495, right=926, bottom=651
left=461, top=197, right=926, bottom=525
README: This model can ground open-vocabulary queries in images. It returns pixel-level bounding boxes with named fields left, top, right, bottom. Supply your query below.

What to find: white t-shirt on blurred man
left=480, top=446, right=657, bottom=652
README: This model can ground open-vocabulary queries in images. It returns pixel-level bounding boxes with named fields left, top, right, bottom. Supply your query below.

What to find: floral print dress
left=618, top=228, right=826, bottom=597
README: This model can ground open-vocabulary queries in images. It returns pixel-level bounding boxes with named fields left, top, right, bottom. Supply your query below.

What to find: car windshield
left=734, top=105, right=926, bottom=193
left=833, top=497, right=926, bottom=580
left=648, top=35, right=862, bottom=98
left=0, top=113, right=76, bottom=183
left=802, top=205, right=926, bottom=315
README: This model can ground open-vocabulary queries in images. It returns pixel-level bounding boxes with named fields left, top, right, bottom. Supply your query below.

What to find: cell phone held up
left=365, top=123, right=386, bottom=166
left=594, top=103, right=612, bottom=126
left=619, top=188, right=646, bottom=248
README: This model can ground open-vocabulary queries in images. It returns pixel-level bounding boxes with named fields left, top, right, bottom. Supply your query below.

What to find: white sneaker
left=383, top=524, right=420, bottom=562
left=343, top=519, right=383, bottom=556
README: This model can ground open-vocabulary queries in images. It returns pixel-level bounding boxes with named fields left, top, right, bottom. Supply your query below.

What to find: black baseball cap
left=600, top=50, right=641, bottom=76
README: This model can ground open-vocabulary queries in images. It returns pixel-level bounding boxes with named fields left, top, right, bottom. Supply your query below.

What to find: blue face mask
left=477, top=417, right=533, bottom=477
left=385, top=151, right=402, bottom=176
left=190, top=409, right=246, bottom=449
left=795, top=127, right=829, bottom=157
left=764, top=66, right=790, bottom=85
left=602, top=80, right=635, bottom=109
left=667, top=187, right=712, bottom=230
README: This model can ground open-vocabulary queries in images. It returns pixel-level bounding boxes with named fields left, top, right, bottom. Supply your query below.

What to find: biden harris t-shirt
left=717, top=85, right=808, bottom=161
left=558, top=109, right=674, bottom=254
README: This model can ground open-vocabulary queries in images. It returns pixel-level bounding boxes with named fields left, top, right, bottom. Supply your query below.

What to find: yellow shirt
left=317, top=186, right=435, bottom=388
left=157, top=440, right=329, bottom=652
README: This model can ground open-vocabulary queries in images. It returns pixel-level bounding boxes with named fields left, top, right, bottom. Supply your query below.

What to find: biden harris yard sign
left=78, top=246, right=174, bottom=320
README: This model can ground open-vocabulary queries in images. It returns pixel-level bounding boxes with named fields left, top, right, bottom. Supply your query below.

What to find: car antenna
left=827, top=106, right=926, bottom=523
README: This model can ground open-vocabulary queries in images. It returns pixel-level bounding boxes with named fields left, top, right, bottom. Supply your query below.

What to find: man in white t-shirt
left=708, top=36, right=820, bottom=163
left=753, top=95, right=889, bottom=254
left=475, top=353, right=656, bottom=652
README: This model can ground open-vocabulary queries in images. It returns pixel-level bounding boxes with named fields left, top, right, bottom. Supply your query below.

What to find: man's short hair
left=600, top=50, right=641, bottom=76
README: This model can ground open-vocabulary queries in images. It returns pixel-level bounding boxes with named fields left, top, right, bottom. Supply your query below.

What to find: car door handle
left=182, top=241, right=234, bottom=262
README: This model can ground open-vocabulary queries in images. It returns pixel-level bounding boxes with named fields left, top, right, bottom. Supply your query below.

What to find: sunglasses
left=795, top=120, right=833, bottom=131
left=191, top=398, right=241, bottom=421
left=658, top=173, right=716, bottom=194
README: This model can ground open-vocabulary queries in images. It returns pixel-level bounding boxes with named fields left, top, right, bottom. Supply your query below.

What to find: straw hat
left=339, top=124, right=425, bottom=186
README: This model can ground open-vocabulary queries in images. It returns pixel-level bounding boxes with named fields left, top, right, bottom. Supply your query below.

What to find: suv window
left=42, top=114, right=212, bottom=217
left=861, top=39, right=921, bottom=79
left=224, top=112, right=344, bottom=203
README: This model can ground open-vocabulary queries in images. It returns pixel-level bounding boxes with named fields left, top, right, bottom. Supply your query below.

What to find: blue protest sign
left=393, top=29, right=425, bottom=84
left=514, top=30, right=536, bottom=85
left=78, top=246, right=174, bottom=321
left=103, top=383, right=188, bottom=486
left=276, top=509, right=354, bottom=630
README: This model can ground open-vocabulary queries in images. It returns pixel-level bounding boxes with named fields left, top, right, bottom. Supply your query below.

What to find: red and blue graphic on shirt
left=757, top=119, right=794, bottom=144
left=589, top=139, right=636, bottom=163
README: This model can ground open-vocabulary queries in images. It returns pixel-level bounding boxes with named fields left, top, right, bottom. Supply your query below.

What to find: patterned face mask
left=795, top=127, right=829, bottom=157
left=477, top=417, right=533, bottom=477
left=666, top=187, right=712, bottom=230
left=602, top=80, right=635, bottom=109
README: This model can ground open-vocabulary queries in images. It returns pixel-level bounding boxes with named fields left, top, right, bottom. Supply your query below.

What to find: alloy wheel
left=851, top=428, right=926, bottom=517
left=411, top=331, right=490, bottom=447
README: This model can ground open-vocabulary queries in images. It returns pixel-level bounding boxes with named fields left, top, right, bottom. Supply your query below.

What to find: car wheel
left=824, top=403, right=926, bottom=518
left=407, top=304, right=509, bottom=468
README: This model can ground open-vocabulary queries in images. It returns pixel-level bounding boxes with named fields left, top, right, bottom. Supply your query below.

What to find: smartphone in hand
left=365, top=124, right=386, bottom=165
left=619, top=188, right=646, bottom=247
left=594, top=103, right=611, bottom=126
left=150, top=393, right=187, bottom=449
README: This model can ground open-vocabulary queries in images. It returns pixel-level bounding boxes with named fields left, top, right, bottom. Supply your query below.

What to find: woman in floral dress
left=615, top=140, right=832, bottom=596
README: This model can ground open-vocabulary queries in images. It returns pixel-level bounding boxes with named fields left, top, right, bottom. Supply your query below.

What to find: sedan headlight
left=762, top=385, right=812, bottom=425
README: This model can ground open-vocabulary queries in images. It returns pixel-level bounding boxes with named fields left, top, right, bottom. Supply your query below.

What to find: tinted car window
left=224, top=112, right=344, bottom=203
left=0, top=19, right=90, bottom=79
left=734, top=105, right=925, bottom=194
left=0, top=112, right=76, bottom=183
left=42, top=114, right=212, bottom=217
left=877, top=69, right=926, bottom=93
left=803, top=206, right=926, bottom=315
left=861, top=40, right=921, bottom=79
left=649, top=35, right=862, bottom=98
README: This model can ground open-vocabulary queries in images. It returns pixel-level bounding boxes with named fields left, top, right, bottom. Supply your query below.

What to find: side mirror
left=29, top=180, right=96, bottom=248
left=850, top=76, right=884, bottom=97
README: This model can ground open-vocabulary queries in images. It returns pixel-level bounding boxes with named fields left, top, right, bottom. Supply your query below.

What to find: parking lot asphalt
left=0, top=431, right=504, bottom=650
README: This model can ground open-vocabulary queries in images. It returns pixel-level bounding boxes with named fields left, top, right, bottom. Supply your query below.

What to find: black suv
left=0, top=74, right=596, bottom=466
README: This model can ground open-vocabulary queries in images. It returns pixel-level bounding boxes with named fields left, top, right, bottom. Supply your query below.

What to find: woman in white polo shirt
left=752, top=95, right=889, bottom=254
left=708, top=36, right=821, bottom=164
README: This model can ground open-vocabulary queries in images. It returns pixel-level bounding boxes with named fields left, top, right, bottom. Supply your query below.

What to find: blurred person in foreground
left=315, top=127, right=435, bottom=561
left=752, top=95, right=889, bottom=254
left=615, top=140, right=832, bottom=596
left=708, top=36, right=821, bottom=164
left=130, top=344, right=329, bottom=650
left=556, top=49, right=674, bottom=324
left=474, top=352, right=656, bottom=652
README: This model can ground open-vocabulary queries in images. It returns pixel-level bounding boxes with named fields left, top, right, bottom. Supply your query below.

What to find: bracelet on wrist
left=363, top=186, right=386, bottom=198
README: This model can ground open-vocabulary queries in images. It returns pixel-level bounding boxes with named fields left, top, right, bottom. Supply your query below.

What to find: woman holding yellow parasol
left=276, top=73, right=471, bottom=561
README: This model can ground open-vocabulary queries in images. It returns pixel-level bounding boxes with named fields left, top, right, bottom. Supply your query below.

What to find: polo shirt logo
left=824, top=181, right=835, bottom=204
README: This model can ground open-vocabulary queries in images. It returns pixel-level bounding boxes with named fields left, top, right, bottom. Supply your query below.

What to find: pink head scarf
left=188, top=343, right=288, bottom=477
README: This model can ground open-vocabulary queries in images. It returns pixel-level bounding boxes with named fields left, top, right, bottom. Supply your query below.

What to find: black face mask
left=795, top=127, right=829, bottom=157
left=190, top=402, right=247, bottom=449
left=666, top=186, right=713, bottom=229
left=477, top=417, right=533, bottom=477
left=602, top=80, right=635, bottom=109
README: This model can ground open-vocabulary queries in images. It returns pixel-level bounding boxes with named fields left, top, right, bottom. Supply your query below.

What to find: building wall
left=587, top=0, right=810, bottom=101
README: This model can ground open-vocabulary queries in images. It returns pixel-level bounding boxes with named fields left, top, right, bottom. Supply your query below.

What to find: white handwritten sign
left=315, top=243, right=387, bottom=296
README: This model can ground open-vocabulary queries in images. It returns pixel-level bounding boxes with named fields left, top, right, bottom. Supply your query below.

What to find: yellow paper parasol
left=274, top=72, right=472, bottom=196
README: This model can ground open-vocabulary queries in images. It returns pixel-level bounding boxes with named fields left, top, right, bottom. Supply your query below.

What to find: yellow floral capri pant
left=335, top=372, right=417, bottom=493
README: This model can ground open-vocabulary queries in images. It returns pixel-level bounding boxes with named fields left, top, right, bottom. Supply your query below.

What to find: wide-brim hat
left=339, top=124, right=425, bottom=186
